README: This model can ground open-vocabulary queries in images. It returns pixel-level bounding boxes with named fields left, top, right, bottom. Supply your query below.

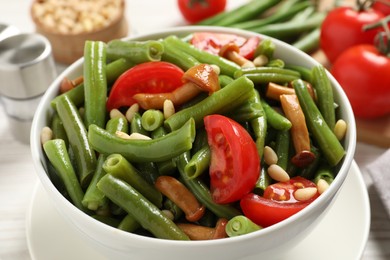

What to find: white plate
left=26, top=161, right=370, bottom=260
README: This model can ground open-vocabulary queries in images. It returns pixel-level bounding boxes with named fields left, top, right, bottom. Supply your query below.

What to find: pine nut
left=267, top=164, right=290, bottom=182
left=264, top=146, right=278, bottom=165
left=40, top=126, right=53, bottom=145
left=109, top=108, right=126, bottom=120
left=294, top=187, right=318, bottom=201
left=116, top=131, right=151, bottom=140
left=163, top=99, right=175, bottom=119
left=334, top=119, right=347, bottom=141
left=32, top=0, right=124, bottom=34
left=253, top=55, right=269, bottom=67
left=125, top=103, right=139, bottom=122
left=317, top=179, right=330, bottom=194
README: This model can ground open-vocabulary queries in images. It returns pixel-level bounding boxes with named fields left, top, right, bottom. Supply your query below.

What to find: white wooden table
left=0, top=1, right=389, bottom=259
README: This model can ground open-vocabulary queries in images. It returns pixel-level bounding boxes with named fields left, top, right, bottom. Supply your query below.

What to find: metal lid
left=0, top=33, right=56, bottom=99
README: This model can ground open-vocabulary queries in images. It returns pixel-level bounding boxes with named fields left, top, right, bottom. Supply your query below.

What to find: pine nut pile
left=31, top=0, right=124, bottom=34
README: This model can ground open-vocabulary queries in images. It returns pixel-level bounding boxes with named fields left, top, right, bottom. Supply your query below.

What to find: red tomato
left=241, top=177, right=319, bottom=227
left=331, top=44, right=390, bottom=118
left=177, top=0, right=227, bottom=24
left=191, top=32, right=260, bottom=60
left=320, top=6, right=384, bottom=63
left=204, top=115, right=260, bottom=204
left=106, top=61, right=184, bottom=111
left=372, top=1, right=390, bottom=15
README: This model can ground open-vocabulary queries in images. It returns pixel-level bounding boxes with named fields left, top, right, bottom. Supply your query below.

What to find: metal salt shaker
left=0, top=32, right=57, bottom=144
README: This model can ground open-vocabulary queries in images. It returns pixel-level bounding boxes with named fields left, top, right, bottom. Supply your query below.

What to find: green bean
left=164, top=76, right=254, bottom=131
left=141, top=109, right=164, bottom=131
left=118, top=214, right=141, bottom=233
left=163, top=35, right=240, bottom=78
left=164, top=198, right=184, bottom=221
left=135, top=162, right=160, bottom=185
left=254, top=38, right=276, bottom=60
left=218, top=75, right=234, bottom=88
left=249, top=89, right=267, bottom=159
left=292, top=28, right=320, bottom=53
left=299, top=145, right=322, bottom=180
left=92, top=215, right=121, bottom=228
left=50, top=113, right=68, bottom=146
left=235, top=67, right=300, bottom=78
left=177, top=152, right=241, bottom=220
left=150, top=126, right=177, bottom=176
left=275, top=130, right=290, bottom=170
left=290, top=5, right=315, bottom=22
left=285, top=65, right=312, bottom=82
left=106, top=40, right=164, bottom=63
left=192, top=127, right=208, bottom=155
left=161, top=40, right=200, bottom=71
left=292, top=79, right=345, bottom=166
left=56, top=95, right=96, bottom=186
left=266, top=59, right=285, bottom=68
left=232, top=0, right=311, bottom=30
left=255, top=162, right=271, bottom=192
left=106, top=58, right=134, bottom=86
left=225, top=215, right=261, bottom=237
left=311, top=65, right=336, bottom=130
left=130, top=113, right=149, bottom=136
left=228, top=100, right=264, bottom=123
left=43, top=139, right=87, bottom=212
left=97, top=174, right=189, bottom=240
left=197, top=0, right=282, bottom=26
left=84, top=41, right=107, bottom=129
left=237, top=73, right=299, bottom=84
left=313, top=163, right=335, bottom=185
left=252, top=12, right=326, bottom=39
left=88, top=118, right=195, bottom=163
left=184, top=145, right=211, bottom=179
left=51, top=83, right=85, bottom=109
left=260, top=98, right=292, bottom=131
left=103, top=153, right=163, bottom=208
left=82, top=117, right=128, bottom=211
left=82, top=154, right=108, bottom=211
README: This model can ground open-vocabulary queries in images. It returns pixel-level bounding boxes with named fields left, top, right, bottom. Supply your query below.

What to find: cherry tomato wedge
left=241, top=177, right=319, bottom=227
left=178, top=0, right=227, bottom=24
left=204, top=114, right=260, bottom=204
left=106, top=61, right=184, bottom=111
left=190, top=32, right=260, bottom=60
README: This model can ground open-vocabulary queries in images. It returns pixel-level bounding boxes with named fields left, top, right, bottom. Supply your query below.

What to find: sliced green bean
left=82, top=117, right=128, bottom=211
left=130, top=113, right=149, bottom=136
left=141, top=109, right=164, bottom=131
left=164, top=76, right=254, bottom=131
left=260, top=98, right=292, bottom=131
left=275, top=130, right=290, bottom=170
left=43, top=139, right=87, bottom=212
left=226, top=215, right=261, bottom=237
left=92, top=215, right=121, bottom=228
left=161, top=40, right=200, bottom=71
left=311, top=65, right=336, bottom=130
left=177, top=152, right=241, bottom=220
left=97, top=174, right=189, bottom=240
left=56, top=95, right=97, bottom=186
left=88, top=118, right=196, bottom=163
left=118, top=214, right=141, bottom=233
left=313, top=163, right=335, bottom=185
left=106, top=40, right=164, bottom=63
left=249, top=89, right=267, bottom=159
left=292, top=79, right=345, bottom=166
left=184, top=145, right=211, bottom=179
left=254, top=38, right=276, bottom=60
left=50, top=113, right=68, bottom=146
left=255, top=162, right=271, bottom=192
left=163, top=35, right=240, bottom=78
left=84, top=41, right=107, bottom=129
left=103, top=153, right=163, bottom=208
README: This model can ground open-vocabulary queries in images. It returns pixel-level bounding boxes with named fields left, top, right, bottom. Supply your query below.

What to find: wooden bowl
left=30, top=0, right=129, bottom=64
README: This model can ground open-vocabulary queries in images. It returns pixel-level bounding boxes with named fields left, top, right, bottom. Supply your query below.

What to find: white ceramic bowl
left=30, top=26, right=356, bottom=260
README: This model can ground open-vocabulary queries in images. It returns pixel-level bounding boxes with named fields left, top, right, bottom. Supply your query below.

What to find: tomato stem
left=363, top=15, right=390, bottom=56
left=356, top=0, right=373, bottom=11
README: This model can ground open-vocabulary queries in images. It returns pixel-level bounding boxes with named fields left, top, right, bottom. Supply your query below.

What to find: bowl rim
left=30, top=25, right=357, bottom=248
